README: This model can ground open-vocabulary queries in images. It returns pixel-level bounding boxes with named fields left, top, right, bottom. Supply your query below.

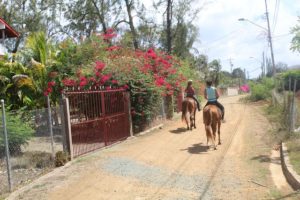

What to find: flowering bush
left=44, top=29, right=196, bottom=132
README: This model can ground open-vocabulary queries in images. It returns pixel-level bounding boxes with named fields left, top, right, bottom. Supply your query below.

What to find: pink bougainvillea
left=102, top=28, right=117, bottom=40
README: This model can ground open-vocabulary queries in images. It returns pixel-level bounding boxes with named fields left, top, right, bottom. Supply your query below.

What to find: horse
left=181, top=97, right=197, bottom=130
left=203, top=104, right=222, bottom=150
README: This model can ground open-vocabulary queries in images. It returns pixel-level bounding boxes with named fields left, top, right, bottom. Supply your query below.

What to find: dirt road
left=7, top=95, right=298, bottom=200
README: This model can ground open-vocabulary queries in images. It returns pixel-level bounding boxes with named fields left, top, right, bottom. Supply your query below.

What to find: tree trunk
left=165, top=94, right=174, bottom=119
left=124, top=0, right=139, bottom=49
left=166, top=0, right=172, bottom=54
left=92, top=0, right=107, bottom=33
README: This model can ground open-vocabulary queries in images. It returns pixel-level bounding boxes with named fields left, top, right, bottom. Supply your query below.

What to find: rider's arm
left=204, top=88, right=208, bottom=100
left=215, top=89, right=220, bottom=99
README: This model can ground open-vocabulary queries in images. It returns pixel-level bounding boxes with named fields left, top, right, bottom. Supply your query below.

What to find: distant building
left=0, top=17, right=19, bottom=59
left=0, top=43, right=7, bottom=56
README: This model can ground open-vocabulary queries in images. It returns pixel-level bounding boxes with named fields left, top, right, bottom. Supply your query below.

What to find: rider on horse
left=185, top=80, right=201, bottom=111
left=204, top=80, right=225, bottom=122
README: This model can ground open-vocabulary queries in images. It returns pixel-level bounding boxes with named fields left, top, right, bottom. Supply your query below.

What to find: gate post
left=63, top=97, right=74, bottom=160
left=59, top=97, right=67, bottom=152
left=1, top=99, right=12, bottom=192
left=126, top=92, right=133, bottom=137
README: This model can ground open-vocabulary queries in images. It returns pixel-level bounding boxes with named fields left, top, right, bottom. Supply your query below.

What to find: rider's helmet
left=188, top=79, right=193, bottom=84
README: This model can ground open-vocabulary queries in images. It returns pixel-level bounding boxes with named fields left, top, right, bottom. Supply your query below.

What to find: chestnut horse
left=203, top=104, right=222, bottom=150
left=181, top=97, right=197, bottom=130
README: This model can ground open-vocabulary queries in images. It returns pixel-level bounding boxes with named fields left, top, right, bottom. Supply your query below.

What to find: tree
left=194, top=54, right=209, bottom=79
left=64, top=0, right=122, bottom=39
left=208, top=59, right=221, bottom=86
left=124, top=0, right=139, bottom=49
left=156, top=0, right=201, bottom=56
left=291, top=16, right=300, bottom=52
left=0, top=0, right=64, bottom=53
left=232, top=68, right=245, bottom=80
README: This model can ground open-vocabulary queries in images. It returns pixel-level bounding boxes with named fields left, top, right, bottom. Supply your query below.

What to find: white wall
left=0, top=43, right=7, bottom=56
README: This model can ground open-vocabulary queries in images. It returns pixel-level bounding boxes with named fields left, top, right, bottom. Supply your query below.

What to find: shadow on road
left=169, top=127, right=188, bottom=134
left=181, top=143, right=208, bottom=154
left=251, top=155, right=272, bottom=163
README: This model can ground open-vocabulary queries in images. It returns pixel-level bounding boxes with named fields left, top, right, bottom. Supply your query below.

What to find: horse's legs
left=212, top=123, right=217, bottom=141
left=193, top=110, right=196, bottom=129
left=218, top=121, right=221, bottom=145
left=205, top=125, right=216, bottom=150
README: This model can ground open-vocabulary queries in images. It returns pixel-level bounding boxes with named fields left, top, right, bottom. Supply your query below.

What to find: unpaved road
left=7, top=95, right=299, bottom=200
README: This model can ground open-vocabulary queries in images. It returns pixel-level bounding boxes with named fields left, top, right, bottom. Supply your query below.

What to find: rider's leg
left=193, top=96, right=201, bottom=111
left=216, top=101, right=224, bottom=120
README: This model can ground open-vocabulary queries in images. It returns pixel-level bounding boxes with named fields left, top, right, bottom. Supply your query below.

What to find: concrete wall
left=0, top=43, right=6, bottom=56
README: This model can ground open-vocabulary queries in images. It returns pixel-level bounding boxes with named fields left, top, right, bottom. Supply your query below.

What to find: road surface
left=7, top=95, right=298, bottom=200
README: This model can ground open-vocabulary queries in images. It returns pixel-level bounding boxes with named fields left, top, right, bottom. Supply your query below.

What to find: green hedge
left=0, top=111, right=33, bottom=157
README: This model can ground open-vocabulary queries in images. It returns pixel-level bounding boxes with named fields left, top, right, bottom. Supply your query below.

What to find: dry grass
left=286, top=136, right=300, bottom=175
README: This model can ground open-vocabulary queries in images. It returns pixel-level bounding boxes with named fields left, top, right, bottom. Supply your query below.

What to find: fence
left=0, top=98, right=64, bottom=195
left=272, top=77, right=299, bottom=133
left=0, top=89, right=183, bottom=195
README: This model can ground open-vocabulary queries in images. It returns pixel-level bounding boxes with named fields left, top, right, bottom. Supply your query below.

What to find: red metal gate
left=64, top=88, right=130, bottom=157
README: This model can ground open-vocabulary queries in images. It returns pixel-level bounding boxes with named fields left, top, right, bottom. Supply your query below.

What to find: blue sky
left=195, top=0, right=300, bottom=78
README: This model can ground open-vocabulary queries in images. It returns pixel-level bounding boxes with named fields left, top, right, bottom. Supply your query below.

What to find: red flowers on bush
left=102, top=28, right=117, bottom=40
left=44, top=81, right=56, bottom=96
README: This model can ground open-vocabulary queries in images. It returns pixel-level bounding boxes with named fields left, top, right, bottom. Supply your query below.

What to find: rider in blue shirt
left=204, top=80, right=225, bottom=122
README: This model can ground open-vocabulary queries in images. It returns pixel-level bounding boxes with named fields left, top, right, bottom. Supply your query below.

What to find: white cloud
left=194, top=0, right=300, bottom=78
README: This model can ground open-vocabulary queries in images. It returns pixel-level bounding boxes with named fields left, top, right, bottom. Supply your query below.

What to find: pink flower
left=122, top=85, right=129, bottom=90
left=166, top=83, right=172, bottom=90
left=102, top=29, right=117, bottom=40
left=146, top=48, right=157, bottom=59
left=47, top=81, right=56, bottom=87
left=95, top=71, right=101, bottom=77
left=111, top=79, right=118, bottom=84
left=106, top=46, right=121, bottom=51
left=62, top=78, right=76, bottom=86
left=79, top=76, right=88, bottom=87
left=155, top=77, right=165, bottom=86
left=95, top=61, right=105, bottom=71
left=44, top=91, right=49, bottom=96
left=100, top=74, right=110, bottom=84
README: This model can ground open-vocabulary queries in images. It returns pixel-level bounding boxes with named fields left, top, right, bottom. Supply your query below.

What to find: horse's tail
left=203, top=106, right=212, bottom=125
left=203, top=106, right=214, bottom=143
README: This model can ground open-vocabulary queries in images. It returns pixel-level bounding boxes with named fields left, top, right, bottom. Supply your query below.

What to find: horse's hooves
left=214, top=147, right=217, bottom=150
left=218, top=142, right=221, bottom=145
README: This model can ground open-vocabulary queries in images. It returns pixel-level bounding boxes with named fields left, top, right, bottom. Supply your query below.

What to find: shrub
left=0, top=111, right=34, bottom=157
left=247, top=78, right=274, bottom=101
left=281, top=70, right=300, bottom=91
left=55, top=151, right=69, bottom=167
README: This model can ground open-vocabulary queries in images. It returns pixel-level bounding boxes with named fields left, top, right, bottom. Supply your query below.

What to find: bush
left=281, top=70, right=300, bottom=91
left=55, top=151, right=69, bottom=167
left=0, top=111, right=34, bottom=157
left=247, top=78, right=275, bottom=101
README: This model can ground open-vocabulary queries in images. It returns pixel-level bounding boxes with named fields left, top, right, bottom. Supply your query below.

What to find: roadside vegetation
left=244, top=72, right=300, bottom=176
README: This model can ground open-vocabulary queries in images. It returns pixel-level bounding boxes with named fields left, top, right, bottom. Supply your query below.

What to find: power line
left=272, top=0, right=280, bottom=33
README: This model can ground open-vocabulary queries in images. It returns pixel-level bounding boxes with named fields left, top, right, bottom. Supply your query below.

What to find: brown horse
left=181, top=97, right=197, bottom=130
left=203, top=104, right=222, bottom=150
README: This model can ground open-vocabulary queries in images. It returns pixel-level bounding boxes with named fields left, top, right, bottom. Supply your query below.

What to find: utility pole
left=264, top=0, right=276, bottom=77
left=229, top=58, right=234, bottom=73
left=262, top=52, right=265, bottom=77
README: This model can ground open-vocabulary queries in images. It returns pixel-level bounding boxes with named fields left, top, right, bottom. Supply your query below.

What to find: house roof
left=0, top=17, right=19, bottom=38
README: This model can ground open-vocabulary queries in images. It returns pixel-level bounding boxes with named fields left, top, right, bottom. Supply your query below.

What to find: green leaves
left=291, top=16, right=300, bottom=52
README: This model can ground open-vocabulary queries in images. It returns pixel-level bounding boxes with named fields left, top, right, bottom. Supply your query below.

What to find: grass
left=286, top=136, right=300, bottom=175
left=263, top=97, right=300, bottom=176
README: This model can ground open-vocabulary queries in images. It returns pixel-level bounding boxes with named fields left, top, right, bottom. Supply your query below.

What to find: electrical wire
left=272, top=0, right=280, bottom=33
